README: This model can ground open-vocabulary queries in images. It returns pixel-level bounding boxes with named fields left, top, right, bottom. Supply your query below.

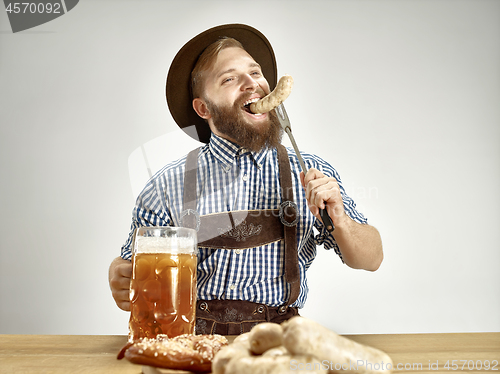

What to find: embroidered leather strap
left=197, top=210, right=283, bottom=249
left=182, top=145, right=300, bottom=307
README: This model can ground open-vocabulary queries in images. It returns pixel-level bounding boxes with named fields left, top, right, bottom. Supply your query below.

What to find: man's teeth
left=243, top=98, right=263, bottom=115
left=243, top=97, right=261, bottom=106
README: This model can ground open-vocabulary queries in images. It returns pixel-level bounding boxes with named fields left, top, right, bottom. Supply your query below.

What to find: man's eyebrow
left=216, top=62, right=262, bottom=79
left=216, top=68, right=236, bottom=79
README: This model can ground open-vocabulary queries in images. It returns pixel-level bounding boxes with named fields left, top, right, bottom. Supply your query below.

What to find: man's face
left=196, top=47, right=282, bottom=151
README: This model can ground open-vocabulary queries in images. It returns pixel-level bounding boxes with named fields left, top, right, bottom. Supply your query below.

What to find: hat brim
left=166, top=24, right=277, bottom=144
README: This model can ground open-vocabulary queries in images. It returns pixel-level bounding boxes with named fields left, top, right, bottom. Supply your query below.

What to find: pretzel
left=117, top=334, right=228, bottom=373
left=249, top=75, right=293, bottom=114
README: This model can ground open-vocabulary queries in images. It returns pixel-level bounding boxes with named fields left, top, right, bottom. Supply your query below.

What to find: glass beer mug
left=128, top=227, right=198, bottom=342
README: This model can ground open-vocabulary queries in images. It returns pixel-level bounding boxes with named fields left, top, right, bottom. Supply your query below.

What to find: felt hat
left=166, top=24, right=277, bottom=143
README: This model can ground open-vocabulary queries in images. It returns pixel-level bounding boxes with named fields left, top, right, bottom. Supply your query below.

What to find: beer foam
left=135, top=236, right=197, bottom=254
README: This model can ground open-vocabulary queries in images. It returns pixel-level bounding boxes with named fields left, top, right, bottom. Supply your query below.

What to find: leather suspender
left=182, top=145, right=300, bottom=307
left=276, top=145, right=300, bottom=306
left=181, top=148, right=200, bottom=230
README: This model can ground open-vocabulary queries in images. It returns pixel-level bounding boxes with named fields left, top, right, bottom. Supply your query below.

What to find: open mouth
left=242, top=98, right=262, bottom=115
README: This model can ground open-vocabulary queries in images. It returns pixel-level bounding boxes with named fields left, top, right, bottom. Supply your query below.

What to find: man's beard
left=204, top=95, right=283, bottom=152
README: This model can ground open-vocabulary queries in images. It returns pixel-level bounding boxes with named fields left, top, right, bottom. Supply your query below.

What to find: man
left=109, top=24, right=383, bottom=334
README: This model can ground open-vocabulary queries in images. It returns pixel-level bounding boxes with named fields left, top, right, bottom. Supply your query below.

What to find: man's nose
left=241, top=74, right=259, bottom=91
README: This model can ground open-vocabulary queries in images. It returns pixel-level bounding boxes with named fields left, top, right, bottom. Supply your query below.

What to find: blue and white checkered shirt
left=121, top=134, right=367, bottom=308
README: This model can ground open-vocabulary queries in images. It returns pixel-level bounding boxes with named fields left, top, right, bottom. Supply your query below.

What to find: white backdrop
left=1, top=0, right=499, bottom=335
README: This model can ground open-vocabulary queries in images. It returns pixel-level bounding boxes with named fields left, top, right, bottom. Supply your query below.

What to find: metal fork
left=275, top=104, right=335, bottom=232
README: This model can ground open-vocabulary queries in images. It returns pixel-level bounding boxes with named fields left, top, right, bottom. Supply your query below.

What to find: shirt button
left=242, top=174, right=248, bottom=181
left=235, top=249, right=241, bottom=254
left=229, top=284, right=236, bottom=290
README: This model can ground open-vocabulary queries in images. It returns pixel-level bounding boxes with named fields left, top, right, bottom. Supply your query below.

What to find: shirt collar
left=208, top=134, right=270, bottom=171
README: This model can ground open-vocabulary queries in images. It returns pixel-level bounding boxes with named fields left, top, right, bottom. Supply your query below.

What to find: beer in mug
left=128, top=227, right=198, bottom=341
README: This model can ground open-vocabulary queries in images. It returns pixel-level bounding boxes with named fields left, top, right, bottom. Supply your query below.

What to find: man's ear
left=192, top=98, right=211, bottom=120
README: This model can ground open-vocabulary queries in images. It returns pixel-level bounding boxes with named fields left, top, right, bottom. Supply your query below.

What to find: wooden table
left=0, top=333, right=498, bottom=373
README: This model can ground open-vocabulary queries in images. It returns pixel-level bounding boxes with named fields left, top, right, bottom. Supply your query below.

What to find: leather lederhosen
left=181, top=144, right=301, bottom=335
